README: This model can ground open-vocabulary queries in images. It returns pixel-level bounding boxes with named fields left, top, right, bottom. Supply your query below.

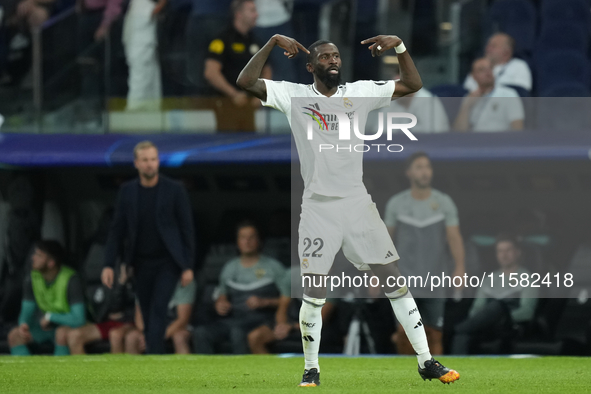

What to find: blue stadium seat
left=535, top=51, right=591, bottom=93
left=536, top=94, right=591, bottom=130
left=485, top=0, right=537, bottom=56
left=539, top=82, right=591, bottom=97
left=541, top=0, right=591, bottom=33
left=429, top=84, right=467, bottom=97
left=505, top=84, right=531, bottom=97
left=537, top=22, right=589, bottom=54
left=429, top=84, right=467, bottom=124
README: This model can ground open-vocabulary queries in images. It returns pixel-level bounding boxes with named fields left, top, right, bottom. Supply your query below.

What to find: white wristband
left=395, top=42, right=407, bottom=54
left=44, top=312, right=51, bottom=322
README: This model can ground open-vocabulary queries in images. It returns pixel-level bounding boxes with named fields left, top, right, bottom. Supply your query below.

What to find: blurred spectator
left=1, top=0, right=64, bottom=87
left=367, top=67, right=450, bottom=133
left=253, top=0, right=295, bottom=82
left=77, top=0, right=122, bottom=41
left=451, top=234, right=539, bottom=354
left=185, top=0, right=232, bottom=92
left=7, top=240, right=85, bottom=356
left=193, top=221, right=285, bottom=354
left=122, top=0, right=165, bottom=111
left=384, top=152, right=465, bottom=355
left=6, top=0, right=56, bottom=30
left=0, top=176, right=40, bottom=326
left=101, top=141, right=195, bottom=354
left=204, top=0, right=271, bottom=132
left=66, top=264, right=135, bottom=354
left=76, top=0, right=124, bottom=127
left=454, top=57, right=524, bottom=132
left=247, top=267, right=294, bottom=354
left=463, top=33, right=532, bottom=93
left=124, top=279, right=196, bottom=354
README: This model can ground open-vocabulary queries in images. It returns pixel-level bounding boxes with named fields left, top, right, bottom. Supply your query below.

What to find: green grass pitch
left=1, top=355, right=590, bottom=393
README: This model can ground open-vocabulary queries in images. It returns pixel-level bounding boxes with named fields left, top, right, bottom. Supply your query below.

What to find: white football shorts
left=298, top=193, right=399, bottom=275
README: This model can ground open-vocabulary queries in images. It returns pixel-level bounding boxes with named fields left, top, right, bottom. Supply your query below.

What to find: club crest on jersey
left=302, top=258, right=309, bottom=269
left=343, top=98, right=353, bottom=108
left=255, top=268, right=266, bottom=279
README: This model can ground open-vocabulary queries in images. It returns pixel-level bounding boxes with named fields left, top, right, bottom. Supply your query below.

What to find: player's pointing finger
left=295, top=41, right=310, bottom=54
left=361, top=36, right=379, bottom=44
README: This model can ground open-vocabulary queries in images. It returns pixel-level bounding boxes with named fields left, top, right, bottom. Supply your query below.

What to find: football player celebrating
left=237, top=34, right=460, bottom=386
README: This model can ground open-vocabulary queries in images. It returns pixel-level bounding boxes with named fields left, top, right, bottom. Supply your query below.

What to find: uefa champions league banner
left=289, top=96, right=591, bottom=300
left=0, top=96, right=590, bottom=167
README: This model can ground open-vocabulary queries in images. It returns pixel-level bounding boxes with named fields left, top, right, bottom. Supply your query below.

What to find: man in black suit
left=101, top=141, right=195, bottom=354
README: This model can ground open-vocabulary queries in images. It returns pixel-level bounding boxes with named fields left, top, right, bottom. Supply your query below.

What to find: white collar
left=311, top=83, right=343, bottom=97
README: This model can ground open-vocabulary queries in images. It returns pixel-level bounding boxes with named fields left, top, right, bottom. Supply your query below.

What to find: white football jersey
left=262, top=79, right=395, bottom=198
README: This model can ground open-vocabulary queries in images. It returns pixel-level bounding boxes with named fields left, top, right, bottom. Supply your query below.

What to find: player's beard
left=316, top=67, right=341, bottom=89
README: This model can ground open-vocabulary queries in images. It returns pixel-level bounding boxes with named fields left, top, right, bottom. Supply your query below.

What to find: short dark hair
left=231, top=0, right=253, bottom=14
left=404, top=151, right=430, bottom=171
left=495, top=233, right=521, bottom=249
left=236, top=220, right=260, bottom=237
left=35, top=240, right=66, bottom=266
left=307, top=40, right=335, bottom=63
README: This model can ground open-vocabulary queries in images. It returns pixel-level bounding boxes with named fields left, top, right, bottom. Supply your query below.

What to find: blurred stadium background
left=0, top=0, right=591, bottom=361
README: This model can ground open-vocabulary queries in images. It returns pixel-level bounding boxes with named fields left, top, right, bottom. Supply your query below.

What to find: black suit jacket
left=104, top=175, right=195, bottom=271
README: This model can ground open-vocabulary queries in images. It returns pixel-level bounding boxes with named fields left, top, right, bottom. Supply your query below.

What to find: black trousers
left=134, top=257, right=181, bottom=354
left=192, top=313, right=272, bottom=354
left=451, top=299, right=512, bottom=354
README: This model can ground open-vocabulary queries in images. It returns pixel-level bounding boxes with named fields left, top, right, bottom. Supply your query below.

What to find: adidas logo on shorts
left=385, top=250, right=394, bottom=259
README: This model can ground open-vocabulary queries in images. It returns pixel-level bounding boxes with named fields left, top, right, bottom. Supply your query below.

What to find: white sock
left=299, top=296, right=325, bottom=372
left=417, top=352, right=432, bottom=368
left=386, top=286, right=432, bottom=368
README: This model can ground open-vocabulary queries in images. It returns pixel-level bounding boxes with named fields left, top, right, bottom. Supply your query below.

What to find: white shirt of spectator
left=464, top=58, right=532, bottom=92
left=262, top=79, right=395, bottom=198
left=469, top=85, right=524, bottom=132
left=367, top=88, right=450, bottom=133
left=255, top=0, right=293, bottom=27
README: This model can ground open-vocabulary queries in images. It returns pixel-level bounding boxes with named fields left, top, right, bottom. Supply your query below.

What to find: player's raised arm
left=237, top=34, right=309, bottom=101
left=361, top=35, right=423, bottom=98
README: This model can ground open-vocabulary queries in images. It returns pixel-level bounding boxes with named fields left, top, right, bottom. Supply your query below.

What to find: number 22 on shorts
left=302, top=237, right=324, bottom=257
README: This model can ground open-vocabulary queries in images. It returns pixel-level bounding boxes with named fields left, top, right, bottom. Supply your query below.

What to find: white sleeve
left=432, top=97, right=450, bottom=132
left=383, top=196, right=398, bottom=228
left=463, top=74, right=478, bottom=92
left=261, top=80, right=293, bottom=114
left=502, top=60, right=532, bottom=90
left=360, top=80, right=396, bottom=111
left=506, top=93, right=525, bottom=123
left=442, top=195, right=459, bottom=227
